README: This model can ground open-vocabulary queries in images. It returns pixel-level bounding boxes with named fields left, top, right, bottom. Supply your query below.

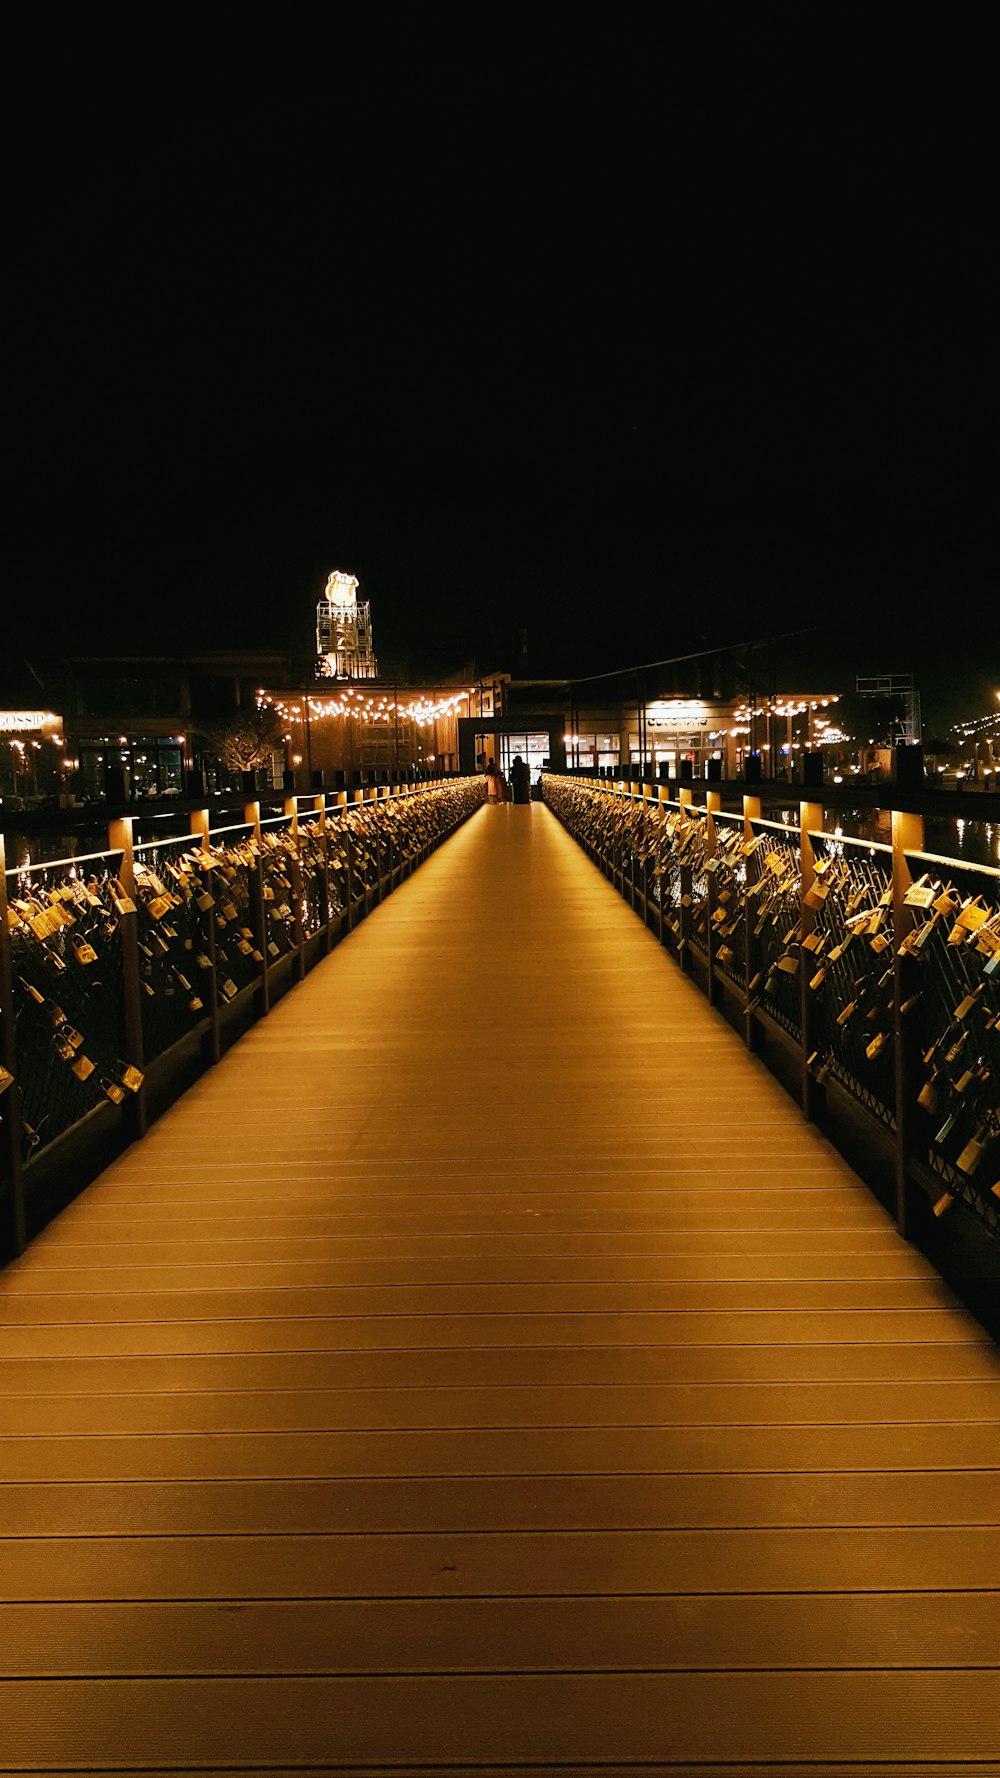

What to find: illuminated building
left=0, top=710, right=65, bottom=803
left=316, top=571, right=378, bottom=680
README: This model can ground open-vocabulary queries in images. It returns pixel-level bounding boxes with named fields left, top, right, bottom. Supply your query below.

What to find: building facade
left=11, top=567, right=994, bottom=810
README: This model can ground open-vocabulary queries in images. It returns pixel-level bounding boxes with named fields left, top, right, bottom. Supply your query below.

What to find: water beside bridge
left=829, top=807, right=1000, bottom=868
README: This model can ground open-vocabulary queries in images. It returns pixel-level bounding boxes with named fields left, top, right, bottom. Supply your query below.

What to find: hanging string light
left=258, top=689, right=473, bottom=726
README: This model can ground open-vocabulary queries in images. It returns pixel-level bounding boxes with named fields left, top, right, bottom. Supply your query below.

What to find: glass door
left=500, top=732, right=550, bottom=785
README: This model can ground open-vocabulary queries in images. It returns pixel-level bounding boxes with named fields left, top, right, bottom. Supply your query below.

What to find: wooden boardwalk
left=1, top=800, right=998, bottom=1774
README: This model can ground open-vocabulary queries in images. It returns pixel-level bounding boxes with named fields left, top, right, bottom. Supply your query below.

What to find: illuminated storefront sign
left=0, top=711, right=59, bottom=734
left=646, top=701, right=709, bottom=730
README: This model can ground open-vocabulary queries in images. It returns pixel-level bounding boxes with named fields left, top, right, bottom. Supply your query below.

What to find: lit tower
left=315, top=571, right=378, bottom=679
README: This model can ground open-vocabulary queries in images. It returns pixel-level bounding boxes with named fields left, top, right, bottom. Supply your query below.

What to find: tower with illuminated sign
left=316, top=571, right=378, bottom=680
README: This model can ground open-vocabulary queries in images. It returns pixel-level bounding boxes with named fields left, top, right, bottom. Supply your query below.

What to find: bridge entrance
left=476, top=730, right=550, bottom=786
left=458, top=714, right=566, bottom=778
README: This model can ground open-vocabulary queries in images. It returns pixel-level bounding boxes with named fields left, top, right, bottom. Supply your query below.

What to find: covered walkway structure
left=1, top=801, right=998, bottom=1772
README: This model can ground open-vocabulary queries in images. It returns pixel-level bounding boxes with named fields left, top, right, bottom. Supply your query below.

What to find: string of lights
left=258, top=689, right=473, bottom=727
left=953, top=702, right=1000, bottom=742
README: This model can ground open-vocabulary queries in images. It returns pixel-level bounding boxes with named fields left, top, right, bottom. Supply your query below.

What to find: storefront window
left=77, top=737, right=185, bottom=799
left=78, top=746, right=106, bottom=800
left=158, top=743, right=183, bottom=794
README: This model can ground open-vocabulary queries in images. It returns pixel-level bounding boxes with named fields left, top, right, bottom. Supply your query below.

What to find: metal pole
left=244, top=800, right=269, bottom=1015
left=0, top=834, right=26, bottom=1256
left=799, top=799, right=824, bottom=1120
left=108, top=815, right=147, bottom=1139
left=892, top=806, right=925, bottom=1237
left=189, top=807, right=221, bottom=1065
left=284, top=796, right=305, bottom=982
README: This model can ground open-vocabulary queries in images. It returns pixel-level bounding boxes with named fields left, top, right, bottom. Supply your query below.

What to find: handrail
left=0, top=778, right=487, bottom=1265
left=206, top=819, right=257, bottom=838
left=133, top=834, right=195, bottom=854
left=909, top=847, right=1000, bottom=880
left=808, top=828, right=894, bottom=856
left=4, top=846, right=127, bottom=877
left=542, top=772, right=1000, bottom=1269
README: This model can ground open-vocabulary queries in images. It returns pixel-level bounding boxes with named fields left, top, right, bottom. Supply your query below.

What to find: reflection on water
left=2, top=831, right=110, bottom=873
left=822, top=809, right=999, bottom=869
left=927, top=817, right=999, bottom=869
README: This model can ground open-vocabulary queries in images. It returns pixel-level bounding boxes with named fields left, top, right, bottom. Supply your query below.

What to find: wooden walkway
left=1, top=801, right=998, bottom=1774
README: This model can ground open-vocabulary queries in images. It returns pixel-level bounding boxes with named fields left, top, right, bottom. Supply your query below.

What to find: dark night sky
left=6, top=20, right=997, bottom=722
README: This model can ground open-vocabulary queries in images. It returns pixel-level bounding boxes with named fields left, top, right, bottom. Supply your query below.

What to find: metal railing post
left=284, top=796, right=305, bottom=981
left=368, top=787, right=383, bottom=905
left=678, top=788, right=694, bottom=970
left=189, top=807, right=221, bottom=1065
left=656, top=785, right=670, bottom=945
left=108, top=815, right=147, bottom=1139
left=387, top=784, right=401, bottom=886
left=743, top=794, right=764, bottom=1049
left=626, top=781, right=636, bottom=903
left=0, top=835, right=26, bottom=1256
left=313, top=794, right=332, bottom=955
left=799, top=800, right=824, bottom=1120
left=705, top=798, right=720, bottom=1006
left=335, top=792, right=355, bottom=930
left=244, top=800, right=270, bottom=1015
left=346, top=789, right=363, bottom=924
left=641, top=782, right=656, bottom=930
left=382, top=784, right=394, bottom=888
left=892, top=806, right=926, bottom=1236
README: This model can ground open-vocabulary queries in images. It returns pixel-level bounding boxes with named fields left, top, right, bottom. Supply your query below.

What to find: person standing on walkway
left=485, top=757, right=501, bottom=804
left=510, top=753, right=531, bottom=804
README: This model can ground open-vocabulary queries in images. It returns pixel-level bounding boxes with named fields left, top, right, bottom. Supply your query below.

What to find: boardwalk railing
left=0, top=777, right=485, bottom=1259
left=543, top=773, right=1000, bottom=1257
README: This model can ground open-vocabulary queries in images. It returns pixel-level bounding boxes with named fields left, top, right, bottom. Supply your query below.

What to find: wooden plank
left=5, top=1527, right=999, bottom=1603
left=0, top=1279, right=963, bottom=1321
left=3, top=1591, right=998, bottom=1676
left=20, top=1227, right=916, bottom=1259
left=2, top=1672, right=999, bottom=1765
left=80, top=1134, right=865, bottom=1161
left=1, top=1422, right=997, bottom=1484
left=35, top=1201, right=901, bottom=1236
left=27, top=1185, right=896, bottom=1221
left=82, top=1158, right=869, bottom=1186
left=3, top=1336, right=997, bottom=1391
left=5, top=1248, right=941, bottom=1289
left=0, top=1307, right=986, bottom=1358
left=3, top=1470, right=996, bottom=1538
left=3, top=1378, right=998, bottom=1437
